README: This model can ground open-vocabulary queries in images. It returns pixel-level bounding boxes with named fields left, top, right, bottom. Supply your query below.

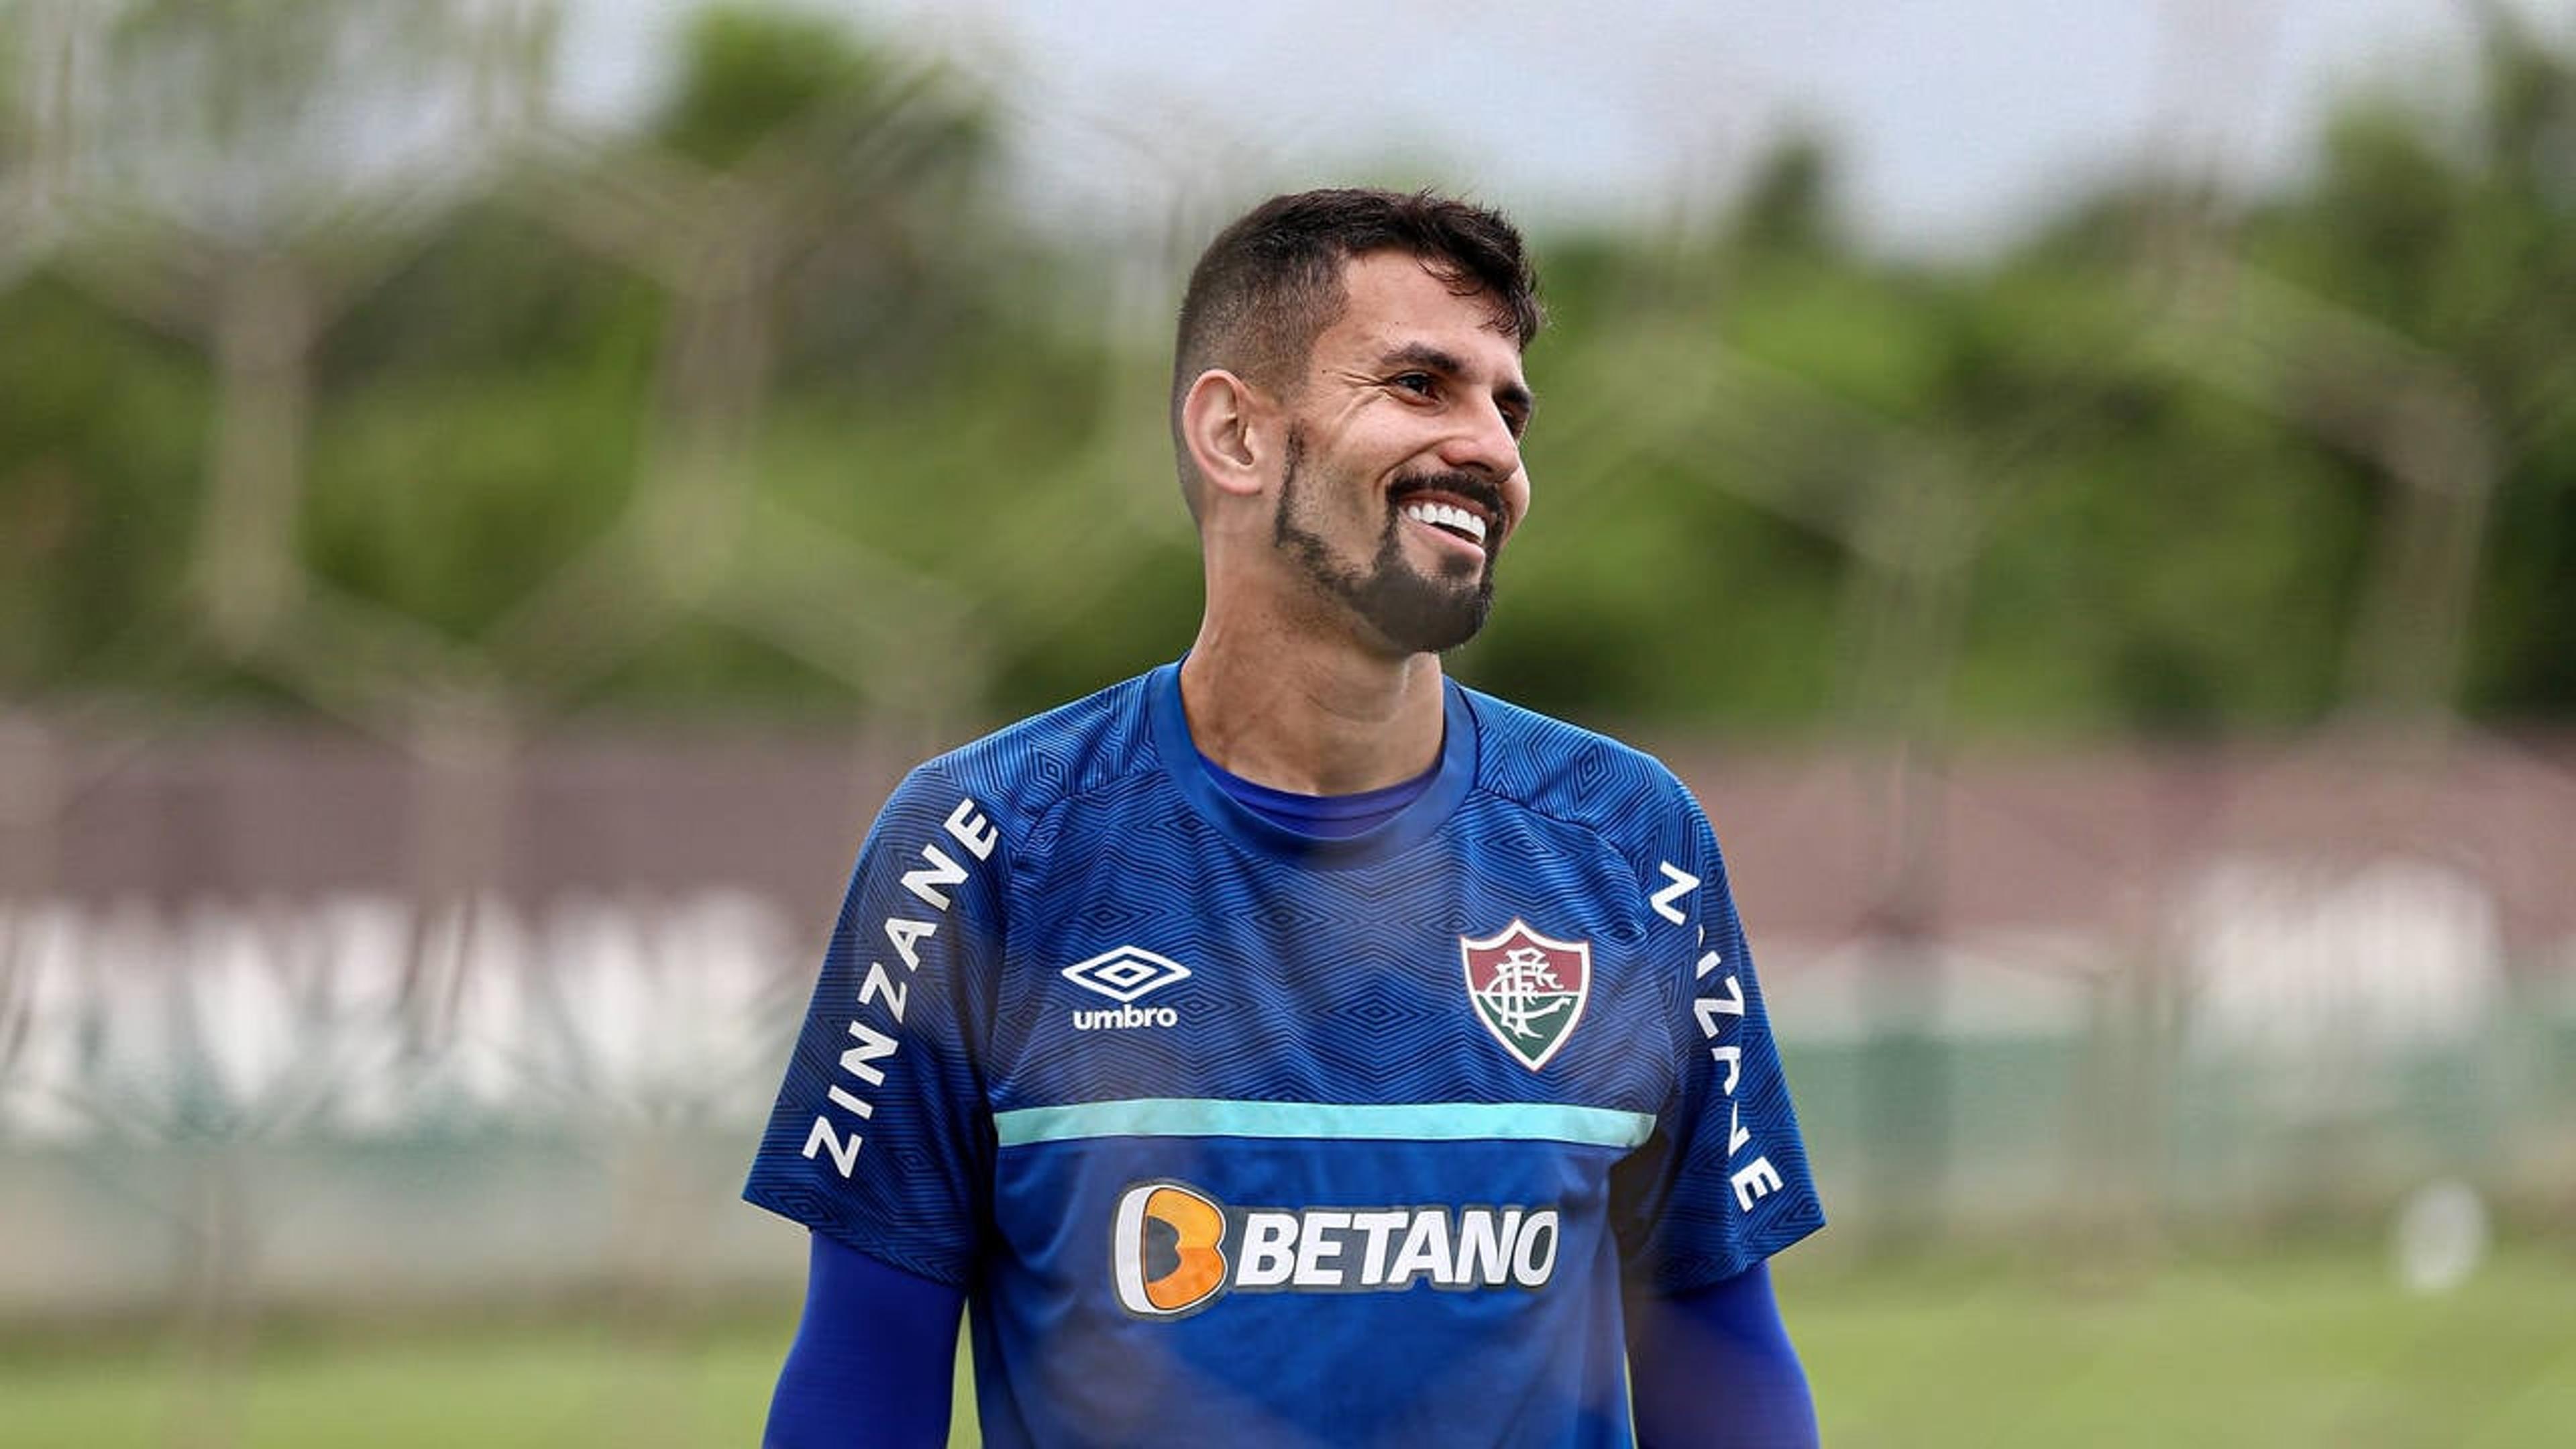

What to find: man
left=747, top=189, right=1823, bottom=1447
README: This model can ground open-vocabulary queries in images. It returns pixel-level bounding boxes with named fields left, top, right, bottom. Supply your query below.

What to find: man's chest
left=981, top=833, right=1674, bottom=1116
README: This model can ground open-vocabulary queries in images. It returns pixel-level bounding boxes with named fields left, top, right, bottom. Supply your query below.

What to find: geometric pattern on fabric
left=744, top=661, right=1823, bottom=1447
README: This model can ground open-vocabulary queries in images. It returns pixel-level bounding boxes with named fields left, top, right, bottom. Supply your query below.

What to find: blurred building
left=5, top=720, right=2571, bottom=1314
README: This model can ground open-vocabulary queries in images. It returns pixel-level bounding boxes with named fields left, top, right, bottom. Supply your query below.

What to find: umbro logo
left=1063, top=946, right=1191, bottom=1002
left=1063, top=946, right=1190, bottom=1031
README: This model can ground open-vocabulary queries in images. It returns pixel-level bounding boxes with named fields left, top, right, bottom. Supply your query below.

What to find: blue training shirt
left=745, top=662, right=1823, bottom=1448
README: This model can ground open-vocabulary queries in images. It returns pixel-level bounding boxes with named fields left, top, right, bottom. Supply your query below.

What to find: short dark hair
left=1171, top=189, right=1543, bottom=513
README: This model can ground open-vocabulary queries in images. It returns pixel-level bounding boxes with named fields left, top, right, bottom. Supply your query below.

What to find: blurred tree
left=5, top=3, right=2571, bottom=737
left=1729, top=130, right=1839, bottom=258
left=0, top=276, right=214, bottom=694
left=654, top=3, right=890, bottom=170
left=2231, top=18, right=2576, bottom=720
left=643, top=0, right=1001, bottom=391
left=294, top=2, right=1012, bottom=713
left=87, top=0, right=487, bottom=235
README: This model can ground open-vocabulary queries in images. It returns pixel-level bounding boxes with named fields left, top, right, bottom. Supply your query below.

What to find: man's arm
left=1611, top=783, right=1826, bottom=1444
left=1625, top=1261, right=1819, bottom=1448
left=765, top=1230, right=965, bottom=1449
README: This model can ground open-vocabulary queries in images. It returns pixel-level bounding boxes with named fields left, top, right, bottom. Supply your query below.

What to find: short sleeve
left=1611, top=793, right=1824, bottom=1295
left=743, top=766, right=1006, bottom=1287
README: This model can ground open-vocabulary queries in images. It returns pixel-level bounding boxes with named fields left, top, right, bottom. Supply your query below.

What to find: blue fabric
left=1195, top=745, right=1437, bottom=837
left=743, top=661, right=1823, bottom=1446
left=1627, top=1263, right=1819, bottom=1448
left=763, top=1232, right=961, bottom=1449
left=772, top=1234, right=1812, bottom=1448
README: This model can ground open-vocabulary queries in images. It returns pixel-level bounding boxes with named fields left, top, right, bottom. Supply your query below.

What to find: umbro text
left=1073, top=1004, right=1179, bottom=1030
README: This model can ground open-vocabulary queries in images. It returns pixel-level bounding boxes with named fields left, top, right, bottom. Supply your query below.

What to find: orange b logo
left=1112, top=1181, right=1228, bottom=1317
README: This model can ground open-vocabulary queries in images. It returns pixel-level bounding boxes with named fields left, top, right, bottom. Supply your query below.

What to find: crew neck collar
left=1146, top=660, right=1478, bottom=867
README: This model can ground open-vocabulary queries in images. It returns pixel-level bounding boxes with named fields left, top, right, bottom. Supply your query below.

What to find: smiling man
left=747, top=189, right=1824, bottom=1448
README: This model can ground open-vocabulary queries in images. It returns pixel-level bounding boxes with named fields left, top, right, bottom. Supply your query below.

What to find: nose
left=1437, top=396, right=1522, bottom=482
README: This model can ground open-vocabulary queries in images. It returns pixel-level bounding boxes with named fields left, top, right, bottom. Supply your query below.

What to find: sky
left=559, top=0, right=2567, bottom=256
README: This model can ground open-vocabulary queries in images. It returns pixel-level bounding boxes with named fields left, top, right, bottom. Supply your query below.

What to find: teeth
left=1403, top=501, right=1488, bottom=544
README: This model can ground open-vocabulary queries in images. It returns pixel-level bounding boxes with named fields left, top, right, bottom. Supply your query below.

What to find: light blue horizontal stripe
left=993, top=1097, right=1655, bottom=1150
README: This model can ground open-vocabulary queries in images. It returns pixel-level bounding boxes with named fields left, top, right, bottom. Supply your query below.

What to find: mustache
left=1387, top=471, right=1508, bottom=524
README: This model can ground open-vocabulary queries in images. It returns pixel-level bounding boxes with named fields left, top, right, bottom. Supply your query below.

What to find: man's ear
left=1180, top=369, right=1273, bottom=502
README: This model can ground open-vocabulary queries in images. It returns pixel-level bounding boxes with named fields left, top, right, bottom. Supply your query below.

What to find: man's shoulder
left=1457, top=682, right=1699, bottom=834
left=893, top=669, right=1162, bottom=833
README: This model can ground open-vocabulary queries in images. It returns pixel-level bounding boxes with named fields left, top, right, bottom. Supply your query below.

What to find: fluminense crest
left=1458, top=920, right=1591, bottom=1071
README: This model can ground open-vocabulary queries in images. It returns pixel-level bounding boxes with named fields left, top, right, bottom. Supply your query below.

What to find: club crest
left=1459, top=920, right=1591, bottom=1071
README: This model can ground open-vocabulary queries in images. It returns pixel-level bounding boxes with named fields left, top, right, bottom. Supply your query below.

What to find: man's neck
left=1177, top=625, right=1447, bottom=797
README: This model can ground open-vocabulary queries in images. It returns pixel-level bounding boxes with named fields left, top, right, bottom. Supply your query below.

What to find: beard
left=1272, top=427, right=1499, bottom=655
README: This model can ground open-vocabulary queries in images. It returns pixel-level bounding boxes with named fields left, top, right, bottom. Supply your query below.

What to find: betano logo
left=1110, top=1179, right=1562, bottom=1319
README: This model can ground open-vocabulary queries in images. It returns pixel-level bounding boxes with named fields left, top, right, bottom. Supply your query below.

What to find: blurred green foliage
left=3, top=5, right=2571, bottom=735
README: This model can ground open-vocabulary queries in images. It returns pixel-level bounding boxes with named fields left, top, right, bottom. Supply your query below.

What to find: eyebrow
left=1381, top=341, right=1536, bottom=420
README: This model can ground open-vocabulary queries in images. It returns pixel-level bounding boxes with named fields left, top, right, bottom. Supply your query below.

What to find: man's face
left=1269, top=251, right=1534, bottom=657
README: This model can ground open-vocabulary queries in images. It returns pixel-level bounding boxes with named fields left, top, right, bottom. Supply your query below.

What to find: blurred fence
left=5, top=719, right=2573, bottom=1319
left=4, top=0, right=2575, bottom=1335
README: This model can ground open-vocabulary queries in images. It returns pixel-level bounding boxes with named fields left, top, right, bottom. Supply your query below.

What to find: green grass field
left=7, top=1243, right=2572, bottom=1448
